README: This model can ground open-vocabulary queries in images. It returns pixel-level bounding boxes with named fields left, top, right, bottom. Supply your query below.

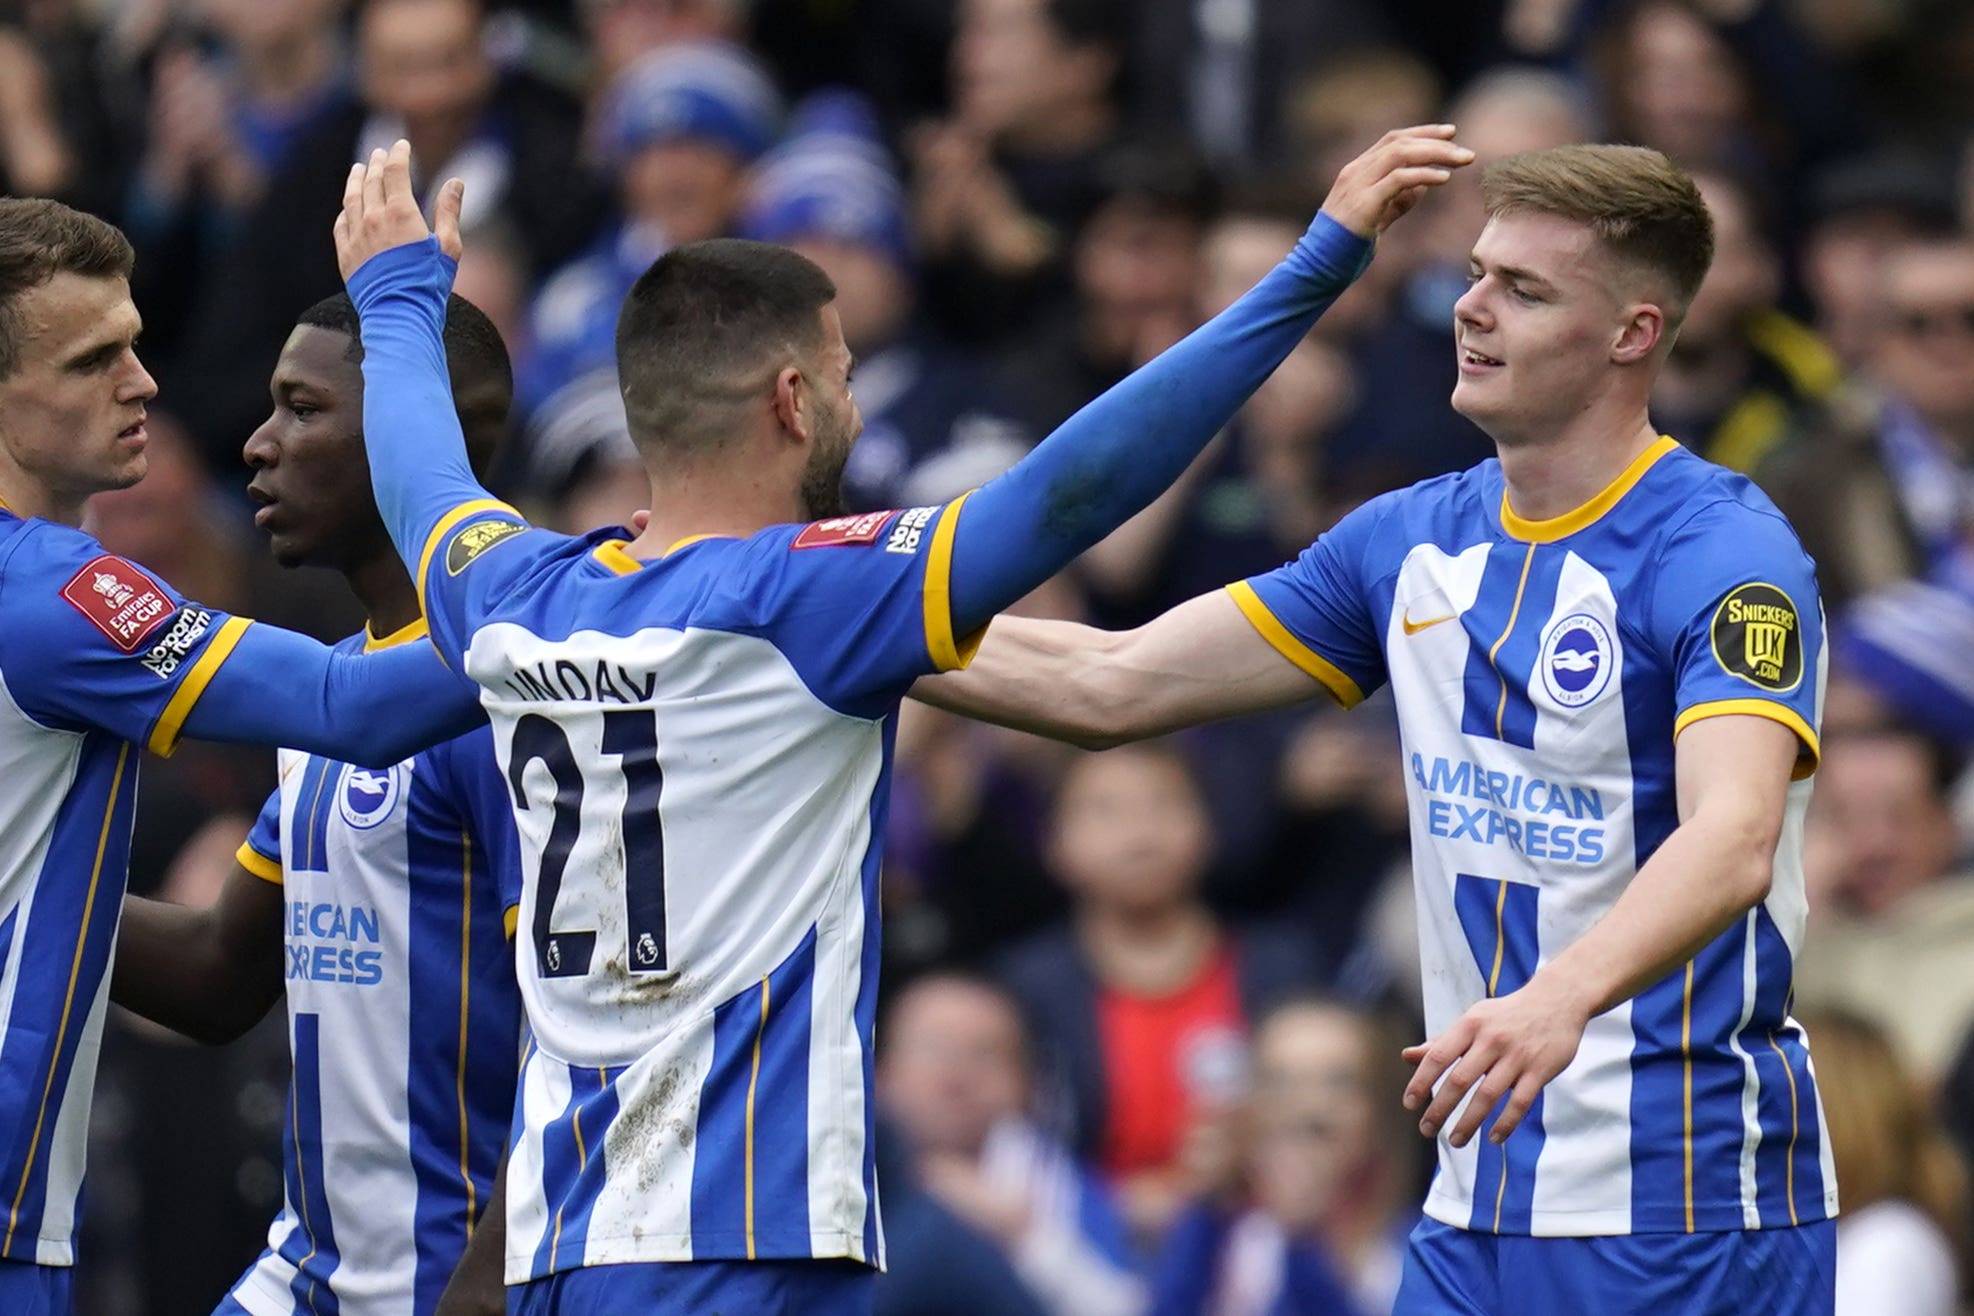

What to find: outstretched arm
left=944, top=126, right=1471, bottom=635
left=178, top=622, right=484, bottom=766
left=912, top=589, right=1331, bottom=746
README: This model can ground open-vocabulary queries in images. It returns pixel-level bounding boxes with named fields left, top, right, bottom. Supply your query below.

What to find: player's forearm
left=911, top=616, right=1138, bottom=747
left=110, top=894, right=279, bottom=1044
left=948, top=215, right=1371, bottom=630
left=346, top=238, right=494, bottom=576
left=1531, top=808, right=1779, bottom=1020
left=184, top=624, right=483, bottom=766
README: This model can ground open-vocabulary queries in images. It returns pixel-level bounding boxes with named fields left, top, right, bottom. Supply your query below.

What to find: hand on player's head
left=1320, top=124, right=1475, bottom=240
left=333, top=139, right=466, bottom=284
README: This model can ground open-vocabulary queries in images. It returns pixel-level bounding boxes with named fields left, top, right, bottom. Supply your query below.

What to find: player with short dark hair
left=334, top=127, right=1468, bottom=1316
left=111, top=290, right=525, bottom=1316
left=923, top=142, right=1837, bottom=1315
left=0, top=198, right=482, bottom=1314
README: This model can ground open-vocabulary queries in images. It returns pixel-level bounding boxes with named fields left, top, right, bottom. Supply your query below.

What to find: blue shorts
left=1394, top=1216, right=1836, bottom=1316
left=508, top=1258, right=874, bottom=1316
left=0, top=1260, right=72, bottom=1316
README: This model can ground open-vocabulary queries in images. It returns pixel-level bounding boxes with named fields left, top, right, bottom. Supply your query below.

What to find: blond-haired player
left=921, top=144, right=1836, bottom=1315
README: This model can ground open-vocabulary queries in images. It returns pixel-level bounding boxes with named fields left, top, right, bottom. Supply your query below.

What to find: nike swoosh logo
left=1402, top=612, right=1459, bottom=635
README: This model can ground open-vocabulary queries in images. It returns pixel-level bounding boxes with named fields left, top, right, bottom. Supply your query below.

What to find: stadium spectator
left=1797, top=149, right=1962, bottom=369
left=740, top=90, right=1031, bottom=512
left=912, top=0, right=1132, bottom=343
left=515, top=38, right=780, bottom=477
left=1759, top=235, right=1974, bottom=604
left=163, top=0, right=597, bottom=471
left=879, top=973, right=1145, bottom=1316
left=1794, top=726, right=1974, bottom=1081
left=0, top=1, right=128, bottom=218
left=1799, top=1007, right=1967, bottom=1316
left=886, top=694, right=1073, bottom=976
left=996, top=742, right=1320, bottom=1242
left=996, top=142, right=1216, bottom=444
left=579, top=0, right=748, bottom=84
left=1150, top=997, right=1417, bottom=1316
left=871, top=1121, right=1055, bottom=1316
left=1651, top=171, right=1842, bottom=473
left=1122, top=0, right=1389, bottom=172
left=121, top=0, right=351, bottom=366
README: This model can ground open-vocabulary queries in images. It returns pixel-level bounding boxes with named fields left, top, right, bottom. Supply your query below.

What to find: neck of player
left=619, top=457, right=810, bottom=561
left=0, top=471, right=85, bottom=527
left=348, top=549, right=422, bottom=642
left=1494, top=411, right=1662, bottom=525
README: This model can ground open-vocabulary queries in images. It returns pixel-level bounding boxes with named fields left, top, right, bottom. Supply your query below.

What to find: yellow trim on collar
left=1499, top=436, right=1680, bottom=543
left=363, top=616, right=431, bottom=652
left=593, top=540, right=643, bottom=575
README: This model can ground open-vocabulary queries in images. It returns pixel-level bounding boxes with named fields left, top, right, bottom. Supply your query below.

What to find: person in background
left=165, top=0, right=597, bottom=470
left=1796, top=1008, right=1965, bottom=1316
left=1794, top=726, right=1974, bottom=1083
left=879, top=973, right=1145, bottom=1316
left=1152, top=997, right=1418, bottom=1316
left=996, top=141, right=1216, bottom=443
left=997, top=742, right=1319, bottom=1243
left=1651, top=169, right=1841, bottom=474
left=1759, top=235, right=1974, bottom=605
left=515, top=38, right=780, bottom=474
left=123, top=0, right=350, bottom=366
left=739, top=89, right=1030, bottom=513
left=912, top=0, right=1131, bottom=344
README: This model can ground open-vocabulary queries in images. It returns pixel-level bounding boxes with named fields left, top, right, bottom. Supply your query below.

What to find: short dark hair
left=294, top=291, right=514, bottom=477
left=0, top=199, right=135, bottom=380
left=614, top=238, right=836, bottom=457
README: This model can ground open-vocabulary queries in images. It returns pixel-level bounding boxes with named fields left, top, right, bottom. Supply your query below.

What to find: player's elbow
left=1715, top=810, right=1783, bottom=907
left=1064, top=628, right=1166, bottom=749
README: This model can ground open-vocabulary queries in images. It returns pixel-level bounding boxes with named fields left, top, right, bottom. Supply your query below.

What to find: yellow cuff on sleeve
left=922, top=492, right=984, bottom=672
left=1674, top=698, right=1821, bottom=780
left=415, top=499, right=520, bottom=619
left=504, top=905, right=520, bottom=939
left=236, top=842, right=283, bottom=885
left=1225, top=581, right=1365, bottom=709
left=148, top=616, right=252, bottom=757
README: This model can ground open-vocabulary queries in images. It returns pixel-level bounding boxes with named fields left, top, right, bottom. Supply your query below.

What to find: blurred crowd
left=3, top=0, right=1972, bottom=1311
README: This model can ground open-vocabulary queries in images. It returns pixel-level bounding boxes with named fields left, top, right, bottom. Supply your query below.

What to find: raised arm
left=333, top=142, right=493, bottom=583
left=913, top=589, right=1332, bottom=747
left=945, top=126, right=1472, bottom=636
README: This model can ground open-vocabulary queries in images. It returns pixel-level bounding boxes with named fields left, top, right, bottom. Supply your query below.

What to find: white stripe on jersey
left=473, top=623, right=887, bottom=1278
left=0, top=668, right=88, bottom=1265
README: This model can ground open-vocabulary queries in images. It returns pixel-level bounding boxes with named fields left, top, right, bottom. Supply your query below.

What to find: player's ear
left=1611, top=303, right=1664, bottom=366
left=770, top=364, right=811, bottom=443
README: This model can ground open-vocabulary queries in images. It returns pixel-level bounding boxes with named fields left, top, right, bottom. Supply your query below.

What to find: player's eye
left=1512, top=287, right=1542, bottom=305
left=289, top=402, right=319, bottom=420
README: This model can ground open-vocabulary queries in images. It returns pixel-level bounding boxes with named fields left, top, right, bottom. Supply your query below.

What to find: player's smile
left=1458, top=343, right=1504, bottom=375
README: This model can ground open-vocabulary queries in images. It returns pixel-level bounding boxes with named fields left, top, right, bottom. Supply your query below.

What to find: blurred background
left=3, top=0, right=1970, bottom=1311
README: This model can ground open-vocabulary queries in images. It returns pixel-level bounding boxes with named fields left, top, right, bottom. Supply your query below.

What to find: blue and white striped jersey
left=223, top=621, right=523, bottom=1316
left=0, top=506, right=253, bottom=1265
left=1234, top=437, right=1834, bottom=1237
left=412, top=500, right=973, bottom=1282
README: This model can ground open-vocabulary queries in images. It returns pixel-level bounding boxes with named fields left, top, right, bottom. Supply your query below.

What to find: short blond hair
left=1482, top=144, right=1715, bottom=317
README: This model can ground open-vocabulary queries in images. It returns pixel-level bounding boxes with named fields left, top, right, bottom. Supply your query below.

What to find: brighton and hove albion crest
left=1540, top=613, right=1614, bottom=708
left=338, top=763, right=404, bottom=830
